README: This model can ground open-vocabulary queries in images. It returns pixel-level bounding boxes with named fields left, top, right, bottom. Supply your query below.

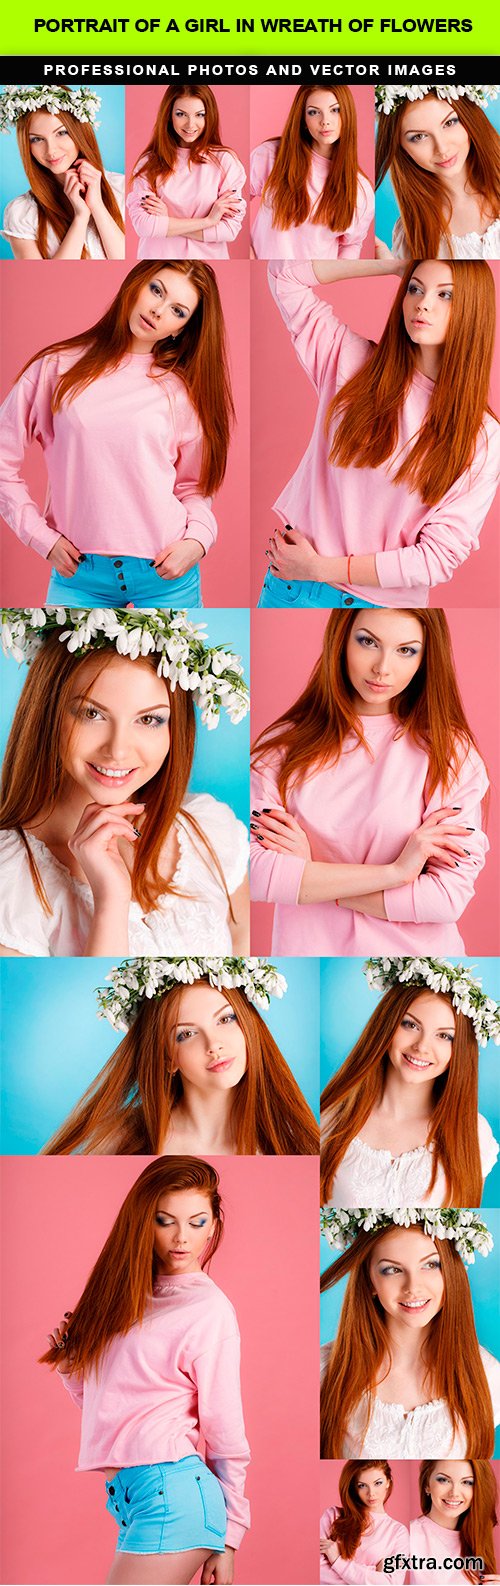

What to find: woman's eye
left=190, top=1219, right=208, bottom=1227
left=357, top=635, right=376, bottom=648
left=380, top=1265, right=401, bottom=1275
left=407, top=282, right=422, bottom=296
left=445, top=116, right=459, bottom=127
left=408, top=132, right=427, bottom=143
left=439, top=290, right=453, bottom=301
left=150, top=283, right=162, bottom=297
left=398, top=646, right=418, bottom=657
left=424, top=1260, right=442, bottom=1270
left=218, top=1012, right=237, bottom=1026
left=401, top=1018, right=417, bottom=1030
left=176, top=1028, right=195, bottom=1043
left=138, top=713, right=169, bottom=728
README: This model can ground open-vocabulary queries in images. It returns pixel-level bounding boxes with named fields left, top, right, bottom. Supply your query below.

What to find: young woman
left=250, top=87, right=373, bottom=260
left=320, top=1460, right=409, bottom=1584
left=320, top=1211, right=500, bottom=1459
left=257, top=254, right=499, bottom=610
left=0, top=609, right=249, bottom=957
left=42, top=1156, right=250, bottom=1586
left=0, top=261, right=234, bottom=608
left=127, top=85, right=246, bottom=260
left=250, top=608, right=489, bottom=956
left=376, top=86, right=500, bottom=260
left=409, top=1460, right=499, bottom=1584
left=0, top=85, right=125, bottom=260
left=41, top=956, right=319, bottom=1155
left=320, top=958, right=499, bottom=1209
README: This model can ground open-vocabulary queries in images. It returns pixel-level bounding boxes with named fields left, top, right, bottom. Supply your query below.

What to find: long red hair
left=131, top=84, right=229, bottom=191
left=17, top=108, right=124, bottom=260
left=325, top=258, right=496, bottom=505
left=376, top=95, right=500, bottom=258
left=419, top=1459, right=498, bottom=1581
left=0, top=639, right=230, bottom=915
left=40, top=1157, right=223, bottom=1376
left=17, top=260, right=233, bottom=495
left=328, top=1461, right=393, bottom=1557
left=251, top=610, right=483, bottom=809
left=42, top=978, right=319, bottom=1156
left=261, top=86, right=360, bottom=233
left=320, top=984, right=482, bottom=1207
left=320, top=1230, right=494, bottom=1458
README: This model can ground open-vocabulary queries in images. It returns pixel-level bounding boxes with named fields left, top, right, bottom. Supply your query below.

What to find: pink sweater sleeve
left=250, top=141, right=275, bottom=199
left=192, top=1329, right=250, bottom=1550
left=250, top=758, right=306, bottom=905
left=57, top=1367, right=84, bottom=1409
left=336, top=175, right=374, bottom=259
left=384, top=748, right=489, bottom=925
left=267, top=260, right=365, bottom=396
left=201, top=151, right=247, bottom=244
left=0, top=363, right=60, bottom=557
left=375, top=424, right=500, bottom=590
left=172, top=390, right=218, bottom=553
left=126, top=172, right=169, bottom=239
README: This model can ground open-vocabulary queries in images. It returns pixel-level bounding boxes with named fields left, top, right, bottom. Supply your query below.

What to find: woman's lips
left=403, top=1052, right=432, bottom=1070
left=399, top=1298, right=429, bottom=1311
left=207, top=1057, right=234, bottom=1073
left=87, top=763, right=138, bottom=788
left=139, top=314, right=156, bottom=330
left=436, top=154, right=457, bottom=168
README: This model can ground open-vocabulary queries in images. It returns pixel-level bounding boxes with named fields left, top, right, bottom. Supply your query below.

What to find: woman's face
left=355, top=1468, right=391, bottom=1514
left=388, top=993, right=455, bottom=1086
left=304, top=90, right=342, bottom=154
left=369, top=1226, right=445, bottom=1330
left=27, top=110, right=79, bottom=175
left=399, top=96, right=470, bottom=179
left=60, top=654, right=171, bottom=804
left=128, top=269, right=200, bottom=351
left=154, top=1189, right=215, bottom=1275
left=171, top=95, right=207, bottom=145
left=403, top=260, right=454, bottom=350
left=345, top=610, right=425, bottom=713
left=170, top=983, right=248, bottom=1092
left=425, top=1462, right=474, bottom=1526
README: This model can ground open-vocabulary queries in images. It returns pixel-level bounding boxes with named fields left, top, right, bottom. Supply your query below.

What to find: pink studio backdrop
left=249, top=260, right=500, bottom=608
left=0, top=259, right=250, bottom=607
left=319, top=1459, right=411, bottom=1526
left=249, top=607, right=500, bottom=955
left=125, top=85, right=251, bottom=260
left=0, top=1154, right=319, bottom=1586
left=249, top=84, right=375, bottom=259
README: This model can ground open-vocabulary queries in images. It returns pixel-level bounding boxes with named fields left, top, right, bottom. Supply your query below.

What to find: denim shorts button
left=108, top=1486, right=115, bottom=1495
left=121, top=1520, right=127, bottom=1527
left=344, top=596, right=354, bottom=606
left=114, top=560, right=123, bottom=568
left=287, top=584, right=292, bottom=590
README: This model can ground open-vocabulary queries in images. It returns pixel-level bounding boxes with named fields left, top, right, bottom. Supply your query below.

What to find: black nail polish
left=251, top=809, right=260, bottom=816
left=464, top=849, right=471, bottom=856
left=466, top=827, right=474, bottom=832
left=256, top=835, right=264, bottom=842
left=452, top=806, right=461, bottom=811
left=262, top=808, right=271, bottom=813
left=250, top=823, right=258, bottom=831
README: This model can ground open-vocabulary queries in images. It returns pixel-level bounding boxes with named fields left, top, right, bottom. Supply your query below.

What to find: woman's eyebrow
left=69, top=693, right=170, bottom=711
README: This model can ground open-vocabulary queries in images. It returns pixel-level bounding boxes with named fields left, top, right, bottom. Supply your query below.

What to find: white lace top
left=1, top=172, right=125, bottom=258
left=0, top=793, right=248, bottom=957
left=392, top=214, right=500, bottom=259
left=320, top=1342, right=500, bottom=1456
left=323, top=1113, right=499, bottom=1210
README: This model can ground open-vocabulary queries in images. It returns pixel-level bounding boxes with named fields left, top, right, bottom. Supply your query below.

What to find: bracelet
left=347, top=555, right=353, bottom=585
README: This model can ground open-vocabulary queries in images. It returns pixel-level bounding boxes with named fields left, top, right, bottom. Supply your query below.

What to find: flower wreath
left=375, top=84, right=499, bottom=116
left=96, top=956, right=288, bottom=1032
left=320, top=1207, right=493, bottom=1264
left=0, top=85, right=101, bottom=133
left=363, top=957, right=500, bottom=1047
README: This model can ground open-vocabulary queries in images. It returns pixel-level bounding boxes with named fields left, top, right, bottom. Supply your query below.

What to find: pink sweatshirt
left=320, top=1506, right=409, bottom=1585
left=0, top=350, right=217, bottom=560
left=250, top=715, right=489, bottom=955
left=127, top=148, right=247, bottom=259
left=409, top=1516, right=467, bottom=1583
left=58, top=1270, right=250, bottom=1550
left=268, top=261, right=500, bottom=606
left=251, top=142, right=373, bottom=259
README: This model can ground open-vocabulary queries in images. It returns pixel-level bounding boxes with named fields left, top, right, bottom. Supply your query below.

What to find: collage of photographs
left=0, top=73, right=499, bottom=1586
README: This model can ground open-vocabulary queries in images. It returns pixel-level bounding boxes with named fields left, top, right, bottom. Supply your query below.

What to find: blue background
left=320, top=1206, right=500, bottom=1457
left=0, top=607, right=250, bottom=825
left=375, top=96, right=500, bottom=247
left=0, top=84, right=125, bottom=260
left=0, top=955, right=319, bottom=1152
left=320, top=957, right=500, bottom=1207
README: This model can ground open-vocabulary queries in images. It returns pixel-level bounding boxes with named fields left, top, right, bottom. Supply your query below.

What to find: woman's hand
left=320, top=1539, right=340, bottom=1563
left=67, top=801, right=144, bottom=908
left=72, top=159, right=103, bottom=215
left=251, top=807, right=312, bottom=861
left=390, top=807, right=472, bottom=887
left=46, top=535, right=82, bottom=577
left=63, top=167, right=90, bottom=218
left=201, top=1545, right=235, bottom=1584
left=140, top=192, right=170, bottom=217
left=374, top=237, right=407, bottom=276
left=266, top=526, right=321, bottom=582
left=47, top=1313, right=73, bottom=1373
left=153, top=538, right=204, bottom=580
left=206, top=189, right=241, bottom=224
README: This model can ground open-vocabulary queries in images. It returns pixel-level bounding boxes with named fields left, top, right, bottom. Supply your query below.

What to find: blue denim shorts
left=257, top=570, right=377, bottom=610
left=46, top=554, right=203, bottom=610
left=105, top=1457, right=226, bottom=1555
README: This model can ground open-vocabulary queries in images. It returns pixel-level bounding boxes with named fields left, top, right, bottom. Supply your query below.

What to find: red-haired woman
left=0, top=261, right=233, bottom=606
left=409, top=1460, right=499, bottom=1583
left=251, top=608, right=489, bottom=956
left=0, top=85, right=125, bottom=260
left=43, top=1157, right=250, bottom=1585
left=127, top=86, right=246, bottom=260
left=250, top=87, right=373, bottom=260
left=376, top=86, right=500, bottom=260
left=257, top=253, right=499, bottom=609
left=320, top=1461, right=409, bottom=1584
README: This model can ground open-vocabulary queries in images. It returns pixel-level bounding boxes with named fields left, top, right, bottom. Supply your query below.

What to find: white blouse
left=0, top=793, right=248, bottom=957
left=392, top=214, right=500, bottom=259
left=323, top=1113, right=499, bottom=1210
left=320, top=1342, right=500, bottom=1456
left=1, top=172, right=125, bottom=258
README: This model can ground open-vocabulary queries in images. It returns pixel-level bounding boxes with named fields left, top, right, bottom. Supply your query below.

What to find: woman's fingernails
left=256, top=835, right=264, bottom=842
left=251, top=810, right=260, bottom=816
left=464, top=849, right=471, bottom=856
left=262, top=808, right=271, bottom=813
left=466, top=827, right=474, bottom=832
left=452, top=806, right=462, bottom=811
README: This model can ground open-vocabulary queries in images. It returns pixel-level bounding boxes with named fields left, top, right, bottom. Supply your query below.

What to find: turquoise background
left=375, top=95, right=500, bottom=248
left=0, top=84, right=125, bottom=260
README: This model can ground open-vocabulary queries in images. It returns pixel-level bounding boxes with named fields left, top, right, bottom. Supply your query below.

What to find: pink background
left=125, top=85, right=250, bottom=260
left=0, top=259, right=250, bottom=607
left=249, top=607, right=500, bottom=955
left=249, top=85, right=375, bottom=259
left=0, top=1153, right=319, bottom=1586
left=249, top=260, right=500, bottom=607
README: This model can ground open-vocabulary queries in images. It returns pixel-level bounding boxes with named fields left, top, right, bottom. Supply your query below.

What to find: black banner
left=1, top=53, right=500, bottom=83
